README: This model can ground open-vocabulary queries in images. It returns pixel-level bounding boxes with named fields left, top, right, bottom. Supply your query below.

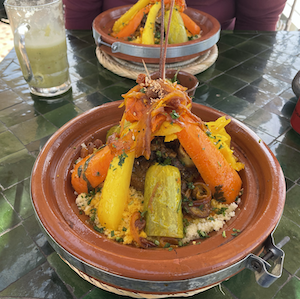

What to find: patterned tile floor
left=0, top=21, right=13, bottom=63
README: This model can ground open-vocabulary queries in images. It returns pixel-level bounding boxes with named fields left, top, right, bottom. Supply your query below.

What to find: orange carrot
left=115, top=6, right=150, bottom=39
left=176, top=114, right=242, bottom=204
left=180, top=12, right=201, bottom=35
left=151, top=113, right=166, bottom=133
left=71, top=146, right=114, bottom=194
left=123, top=95, right=149, bottom=123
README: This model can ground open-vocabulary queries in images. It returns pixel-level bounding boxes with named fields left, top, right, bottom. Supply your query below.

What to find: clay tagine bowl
left=92, top=6, right=220, bottom=64
left=31, top=97, right=286, bottom=297
left=150, top=69, right=199, bottom=97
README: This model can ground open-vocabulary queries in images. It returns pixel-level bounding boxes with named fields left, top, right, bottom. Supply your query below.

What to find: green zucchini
left=143, top=163, right=183, bottom=238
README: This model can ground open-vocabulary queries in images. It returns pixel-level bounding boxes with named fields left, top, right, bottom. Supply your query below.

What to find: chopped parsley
left=212, top=206, right=228, bottom=216
left=170, top=110, right=180, bottom=120
left=197, top=230, right=209, bottom=239
left=118, top=151, right=128, bottom=167
left=214, top=185, right=226, bottom=202
left=232, top=228, right=241, bottom=237
left=94, top=226, right=104, bottom=233
left=140, top=210, right=147, bottom=219
left=154, top=31, right=161, bottom=39
left=87, top=197, right=93, bottom=205
left=187, top=182, right=195, bottom=190
left=205, top=131, right=212, bottom=137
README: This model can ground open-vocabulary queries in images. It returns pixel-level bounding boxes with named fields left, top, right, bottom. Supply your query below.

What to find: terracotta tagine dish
left=150, top=69, right=199, bottom=96
left=92, top=5, right=220, bottom=64
left=31, top=79, right=286, bottom=297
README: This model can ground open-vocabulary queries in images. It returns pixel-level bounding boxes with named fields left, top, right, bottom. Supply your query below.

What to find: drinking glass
left=4, top=0, right=71, bottom=97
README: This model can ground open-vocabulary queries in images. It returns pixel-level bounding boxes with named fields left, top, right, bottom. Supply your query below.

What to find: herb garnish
left=170, top=110, right=180, bottom=119
left=187, top=182, right=195, bottom=189
left=94, top=226, right=104, bottom=233
left=212, top=206, right=228, bottom=216
left=118, top=151, right=128, bottom=167
left=171, top=70, right=180, bottom=83
left=214, top=185, right=226, bottom=202
left=197, top=230, right=209, bottom=239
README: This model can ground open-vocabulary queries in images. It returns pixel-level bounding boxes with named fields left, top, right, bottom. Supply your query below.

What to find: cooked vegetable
left=97, top=151, right=135, bottom=230
left=180, top=12, right=201, bottom=35
left=177, top=144, right=194, bottom=167
left=112, top=0, right=151, bottom=33
left=106, top=125, right=120, bottom=142
left=164, top=8, right=188, bottom=44
left=72, top=72, right=244, bottom=248
left=71, top=146, right=114, bottom=194
left=142, top=1, right=161, bottom=44
left=130, top=211, right=156, bottom=248
left=143, top=163, right=183, bottom=238
left=111, top=0, right=200, bottom=44
left=114, top=6, right=151, bottom=39
left=176, top=114, right=242, bottom=204
left=206, top=116, right=244, bottom=171
left=153, top=121, right=182, bottom=142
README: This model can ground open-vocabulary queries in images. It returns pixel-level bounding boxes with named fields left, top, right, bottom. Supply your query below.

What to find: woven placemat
left=96, top=44, right=218, bottom=80
left=60, top=255, right=217, bottom=298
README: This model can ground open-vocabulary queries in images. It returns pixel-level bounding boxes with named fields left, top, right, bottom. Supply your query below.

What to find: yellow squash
left=154, top=121, right=182, bottom=142
left=142, top=1, right=161, bottom=44
left=97, top=151, right=135, bottom=230
left=206, top=117, right=244, bottom=171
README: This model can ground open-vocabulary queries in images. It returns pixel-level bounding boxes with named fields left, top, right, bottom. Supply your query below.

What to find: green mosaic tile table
left=0, top=29, right=300, bottom=299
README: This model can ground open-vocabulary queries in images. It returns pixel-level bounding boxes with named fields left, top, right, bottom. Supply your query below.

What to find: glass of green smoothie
left=4, top=0, right=71, bottom=98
